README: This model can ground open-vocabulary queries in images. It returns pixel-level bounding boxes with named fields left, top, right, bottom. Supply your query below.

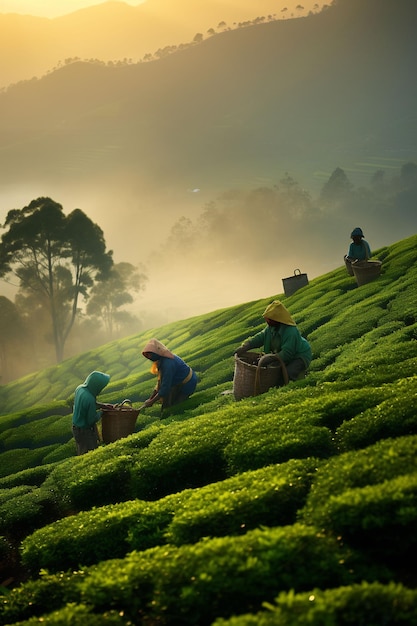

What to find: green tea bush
left=119, top=346, right=138, bottom=365
left=306, top=387, right=390, bottom=430
left=308, top=303, right=382, bottom=356
left=0, top=234, right=417, bottom=625
left=335, top=378, right=417, bottom=450
left=299, top=435, right=417, bottom=527
left=312, top=472, right=417, bottom=563
left=213, top=582, right=417, bottom=626
left=73, top=525, right=354, bottom=626
left=106, top=362, right=130, bottom=380
left=0, top=415, right=71, bottom=449
left=163, top=458, right=318, bottom=545
left=0, top=484, right=33, bottom=505
left=196, top=359, right=234, bottom=390
left=21, top=499, right=172, bottom=573
left=328, top=357, right=417, bottom=389
left=225, top=410, right=334, bottom=474
left=130, top=412, right=242, bottom=500
left=0, top=404, right=70, bottom=434
left=7, top=526, right=352, bottom=626
left=0, top=571, right=81, bottom=625
left=41, top=425, right=163, bottom=511
left=42, top=439, right=76, bottom=463
left=321, top=327, right=417, bottom=385
left=0, top=485, right=56, bottom=537
left=22, top=459, right=318, bottom=573
left=17, top=379, right=57, bottom=409
left=0, top=446, right=58, bottom=479
left=44, top=452, right=135, bottom=511
left=0, top=464, right=56, bottom=489
left=7, top=603, right=128, bottom=625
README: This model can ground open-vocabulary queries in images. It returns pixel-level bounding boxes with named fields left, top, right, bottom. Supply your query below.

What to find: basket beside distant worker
left=344, top=227, right=381, bottom=285
left=233, top=352, right=288, bottom=401
left=351, top=259, right=382, bottom=286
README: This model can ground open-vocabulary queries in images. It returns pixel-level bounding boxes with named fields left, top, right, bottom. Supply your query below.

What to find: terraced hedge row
left=0, top=234, right=416, bottom=624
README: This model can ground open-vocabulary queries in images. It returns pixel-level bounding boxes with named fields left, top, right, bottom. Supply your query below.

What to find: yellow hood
left=263, top=300, right=296, bottom=326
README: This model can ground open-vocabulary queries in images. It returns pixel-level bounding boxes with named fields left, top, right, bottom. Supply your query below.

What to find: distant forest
left=0, top=160, right=415, bottom=384
left=157, top=162, right=417, bottom=268
left=2, top=3, right=324, bottom=91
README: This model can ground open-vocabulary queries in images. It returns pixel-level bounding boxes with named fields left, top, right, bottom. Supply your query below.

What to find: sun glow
left=0, top=1, right=144, bottom=18
left=0, top=0, right=321, bottom=19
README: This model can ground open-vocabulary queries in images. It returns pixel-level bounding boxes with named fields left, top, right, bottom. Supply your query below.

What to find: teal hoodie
left=72, top=371, right=110, bottom=428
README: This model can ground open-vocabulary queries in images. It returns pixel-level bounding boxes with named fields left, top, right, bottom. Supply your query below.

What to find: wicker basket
left=101, top=403, right=140, bottom=443
left=233, top=352, right=288, bottom=401
left=352, top=260, right=382, bottom=286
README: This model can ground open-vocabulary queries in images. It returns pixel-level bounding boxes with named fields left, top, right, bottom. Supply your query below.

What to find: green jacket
left=247, top=324, right=312, bottom=368
left=72, top=371, right=110, bottom=428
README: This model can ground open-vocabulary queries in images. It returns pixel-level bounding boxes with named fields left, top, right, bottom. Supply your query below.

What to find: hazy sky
left=0, top=0, right=320, bottom=18
left=0, top=0, right=143, bottom=17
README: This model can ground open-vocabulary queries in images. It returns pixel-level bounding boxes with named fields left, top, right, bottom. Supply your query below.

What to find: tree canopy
left=0, top=197, right=113, bottom=362
left=87, top=262, right=148, bottom=339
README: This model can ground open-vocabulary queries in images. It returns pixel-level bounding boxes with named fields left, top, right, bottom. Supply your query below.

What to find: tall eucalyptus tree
left=0, top=197, right=113, bottom=362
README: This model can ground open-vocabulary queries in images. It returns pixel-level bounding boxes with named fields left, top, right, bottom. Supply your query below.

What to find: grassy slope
left=0, top=234, right=416, bottom=623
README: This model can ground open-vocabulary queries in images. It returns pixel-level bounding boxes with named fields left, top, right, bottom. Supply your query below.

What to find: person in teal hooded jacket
left=345, top=227, right=372, bottom=262
left=234, top=300, right=312, bottom=381
left=72, top=370, right=110, bottom=455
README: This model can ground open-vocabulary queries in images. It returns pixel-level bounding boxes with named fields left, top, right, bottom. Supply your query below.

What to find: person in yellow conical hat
left=234, top=300, right=312, bottom=381
left=142, top=338, right=197, bottom=413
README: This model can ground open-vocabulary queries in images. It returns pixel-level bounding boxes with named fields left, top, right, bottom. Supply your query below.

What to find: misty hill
left=0, top=0, right=316, bottom=89
left=0, top=0, right=416, bottom=328
left=1, top=0, right=416, bottom=201
left=0, top=233, right=416, bottom=622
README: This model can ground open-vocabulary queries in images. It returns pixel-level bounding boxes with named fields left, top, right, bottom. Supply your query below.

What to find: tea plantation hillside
left=0, top=234, right=416, bottom=625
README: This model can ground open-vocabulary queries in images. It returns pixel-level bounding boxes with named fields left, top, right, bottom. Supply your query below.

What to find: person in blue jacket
left=346, top=227, right=371, bottom=262
left=235, top=300, right=312, bottom=381
left=72, top=370, right=110, bottom=455
left=142, top=338, right=197, bottom=411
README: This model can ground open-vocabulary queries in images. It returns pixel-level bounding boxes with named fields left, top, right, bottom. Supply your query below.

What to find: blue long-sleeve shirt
left=157, top=355, right=196, bottom=398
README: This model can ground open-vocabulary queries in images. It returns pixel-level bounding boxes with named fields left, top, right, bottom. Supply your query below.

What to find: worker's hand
left=235, top=343, right=250, bottom=357
left=144, top=397, right=156, bottom=408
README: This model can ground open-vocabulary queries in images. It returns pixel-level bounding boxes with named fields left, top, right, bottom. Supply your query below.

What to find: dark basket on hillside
left=100, top=400, right=140, bottom=443
left=233, top=352, right=288, bottom=401
left=282, top=268, right=309, bottom=296
left=352, top=259, right=382, bottom=286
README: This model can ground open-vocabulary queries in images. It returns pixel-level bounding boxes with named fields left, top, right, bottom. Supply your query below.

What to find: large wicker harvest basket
left=233, top=352, right=288, bottom=401
left=101, top=401, right=140, bottom=443
left=352, top=260, right=382, bottom=286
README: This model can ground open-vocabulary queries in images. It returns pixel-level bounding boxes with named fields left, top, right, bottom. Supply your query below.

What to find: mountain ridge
left=0, top=0, right=319, bottom=89
left=0, top=0, right=416, bottom=329
left=1, top=0, right=416, bottom=194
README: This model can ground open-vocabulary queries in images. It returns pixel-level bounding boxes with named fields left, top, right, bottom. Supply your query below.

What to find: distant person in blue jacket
left=234, top=300, right=312, bottom=381
left=142, top=338, right=197, bottom=411
left=72, top=370, right=110, bottom=455
left=346, top=227, right=371, bottom=262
